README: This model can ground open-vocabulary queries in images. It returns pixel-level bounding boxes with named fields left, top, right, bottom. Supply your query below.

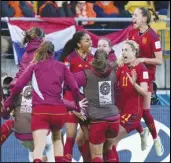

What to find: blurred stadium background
left=1, top=1, right=170, bottom=162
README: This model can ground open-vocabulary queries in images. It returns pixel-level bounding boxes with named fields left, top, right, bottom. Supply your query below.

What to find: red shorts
left=148, top=81, right=154, bottom=93
left=89, top=119, right=120, bottom=144
left=65, top=111, right=78, bottom=124
left=120, top=113, right=141, bottom=133
left=31, top=105, right=67, bottom=131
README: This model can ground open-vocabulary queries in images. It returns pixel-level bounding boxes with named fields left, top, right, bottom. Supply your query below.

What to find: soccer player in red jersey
left=107, top=40, right=149, bottom=162
left=128, top=7, right=164, bottom=156
left=60, top=31, right=93, bottom=162
left=97, top=38, right=117, bottom=63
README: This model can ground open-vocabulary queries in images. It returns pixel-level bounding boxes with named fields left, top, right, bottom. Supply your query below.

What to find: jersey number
left=122, top=76, right=128, bottom=87
left=121, top=114, right=131, bottom=123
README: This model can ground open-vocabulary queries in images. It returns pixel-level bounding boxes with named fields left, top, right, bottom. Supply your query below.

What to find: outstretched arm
left=3, top=64, right=34, bottom=110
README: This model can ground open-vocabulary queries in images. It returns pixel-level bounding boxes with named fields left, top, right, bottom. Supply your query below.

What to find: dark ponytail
left=60, top=39, right=76, bottom=62
left=60, top=31, right=87, bottom=62
left=148, top=8, right=160, bottom=22
left=139, top=7, right=159, bottom=25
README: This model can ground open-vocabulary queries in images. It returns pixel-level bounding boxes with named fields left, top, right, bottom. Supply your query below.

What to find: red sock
left=1, top=120, right=14, bottom=145
left=92, top=157, right=103, bottom=162
left=105, top=150, right=117, bottom=162
left=143, top=109, right=157, bottom=139
left=78, top=140, right=91, bottom=162
left=55, top=156, right=64, bottom=162
left=136, top=124, right=144, bottom=134
left=33, top=159, right=42, bottom=162
left=64, top=137, right=75, bottom=162
left=112, top=146, right=119, bottom=162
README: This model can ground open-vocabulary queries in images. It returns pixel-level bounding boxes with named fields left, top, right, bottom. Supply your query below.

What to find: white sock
left=28, top=151, right=33, bottom=162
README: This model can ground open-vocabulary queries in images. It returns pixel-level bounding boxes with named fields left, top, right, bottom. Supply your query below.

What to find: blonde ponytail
left=33, top=41, right=54, bottom=63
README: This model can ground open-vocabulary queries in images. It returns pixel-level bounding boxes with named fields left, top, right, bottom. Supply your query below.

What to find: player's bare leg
left=52, top=129, right=64, bottom=162
left=33, top=129, right=49, bottom=162
left=89, top=142, right=104, bottom=162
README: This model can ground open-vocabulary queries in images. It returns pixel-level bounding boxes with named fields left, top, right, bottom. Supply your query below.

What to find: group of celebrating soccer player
left=1, top=7, right=164, bottom=162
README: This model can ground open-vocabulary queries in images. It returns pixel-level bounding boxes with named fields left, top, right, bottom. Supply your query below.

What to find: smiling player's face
left=78, top=34, right=92, bottom=53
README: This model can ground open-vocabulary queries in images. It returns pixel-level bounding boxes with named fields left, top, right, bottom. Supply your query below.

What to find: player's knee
left=66, top=124, right=77, bottom=138
left=104, top=139, right=113, bottom=152
left=52, top=130, right=61, bottom=141
left=75, top=135, right=85, bottom=146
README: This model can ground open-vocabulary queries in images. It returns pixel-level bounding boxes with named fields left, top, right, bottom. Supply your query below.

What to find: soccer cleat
left=154, top=136, right=164, bottom=157
left=140, top=127, right=150, bottom=151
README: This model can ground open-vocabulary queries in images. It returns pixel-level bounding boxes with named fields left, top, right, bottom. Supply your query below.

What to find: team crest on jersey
left=142, top=37, right=147, bottom=44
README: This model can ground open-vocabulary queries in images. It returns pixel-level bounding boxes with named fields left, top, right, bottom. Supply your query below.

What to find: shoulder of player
left=88, top=53, right=94, bottom=58
left=117, top=64, right=126, bottom=72
left=147, top=28, right=160, bottom=39
left=129, top=28, right=138, bottom=32
left=54, top=60, right=65, bottom=67
left=128, top=28, right=138, bottom=36
left=64, top=51, right=77, bottom=62
left=135, top=63, right=147, bottom=71
left=88, top=54, right=94, bottom=61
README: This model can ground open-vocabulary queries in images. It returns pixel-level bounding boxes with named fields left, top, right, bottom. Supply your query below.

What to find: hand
left=72, top=110, right=87, bottom=121
left=79, top=98, right=88, bottom=110
left=126, top=69, right=137, bottom=85
left=132, top=58, right=144, bottom=67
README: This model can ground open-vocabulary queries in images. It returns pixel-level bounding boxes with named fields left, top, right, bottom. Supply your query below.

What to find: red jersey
left=64, top=50, right=93, bottom=73
left=128, top=27, right=162, bottom=81
left=116, top=63, right=149, bottom=118
left=64, top=50, right=94, bottom=100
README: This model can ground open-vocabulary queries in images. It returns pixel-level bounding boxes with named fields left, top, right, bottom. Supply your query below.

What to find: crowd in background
left=1, top=1, right=170, bottom=55
left=1, top=1, right=169, bottom=18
